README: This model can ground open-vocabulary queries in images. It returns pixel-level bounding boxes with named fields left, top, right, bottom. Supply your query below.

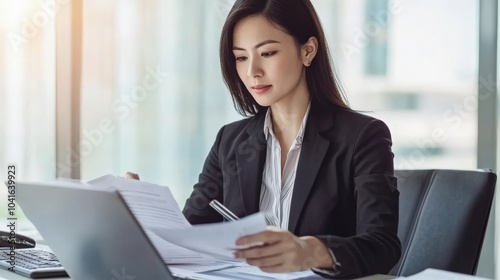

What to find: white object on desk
left=170, top=260, right=319, bottom=280
left=393, top=268, right=493, bottom=280
left=150, top=212, right=267, bottom=259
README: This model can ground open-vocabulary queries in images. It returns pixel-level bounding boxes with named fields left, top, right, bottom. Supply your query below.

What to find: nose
left=247, top=58, right=263, bottom=78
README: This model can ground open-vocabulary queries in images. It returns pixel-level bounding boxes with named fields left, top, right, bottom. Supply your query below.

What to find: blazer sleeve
left=182, top=126, right=225, bottom=224
left=315, top=119, right=401, bottom=278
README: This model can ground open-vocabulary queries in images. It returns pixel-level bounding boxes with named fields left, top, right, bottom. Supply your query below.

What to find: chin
left=253, top=98, right=275, bottom=108
left=251, top=95, right=276, bottom=107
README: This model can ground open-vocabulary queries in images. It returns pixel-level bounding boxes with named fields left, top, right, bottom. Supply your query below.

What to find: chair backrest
left=390, top=169, right=497, bottom=276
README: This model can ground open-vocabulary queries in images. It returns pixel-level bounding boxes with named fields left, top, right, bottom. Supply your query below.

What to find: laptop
left=13, top=181, right=201, bottom=280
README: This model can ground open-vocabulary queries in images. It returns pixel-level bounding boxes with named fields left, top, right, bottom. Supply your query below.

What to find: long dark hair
left=220, top=0, right=350, bottom=116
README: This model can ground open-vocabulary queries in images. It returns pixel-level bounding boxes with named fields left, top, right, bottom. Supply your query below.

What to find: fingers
left=235, top=242, right=284, bottom=259
left=236, top=229, right=283, bottom=247
left=245, top=253, right=284, bottom=268
left=125, top=172, right=140, bottom=180
left=259, top=263, right=299, bottom=273
left=235, top=230, right=317, bottom=273
left=236, top=243, right=303, bottom=273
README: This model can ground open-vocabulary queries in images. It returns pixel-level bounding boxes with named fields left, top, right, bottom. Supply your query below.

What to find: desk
left=0, top=270, right=394, bottom=280
left=0, top=269, right=394, bottom=280
left=0, top=244, right=395, bottom=280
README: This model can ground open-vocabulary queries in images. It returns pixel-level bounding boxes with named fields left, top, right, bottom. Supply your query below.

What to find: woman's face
left=232, top=15, right=308, bottom=108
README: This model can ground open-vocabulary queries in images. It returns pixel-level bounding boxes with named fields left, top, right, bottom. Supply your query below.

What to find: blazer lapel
left=235, top=111, right=267, bottom=216
left=288, top=104, right=333, bottom=232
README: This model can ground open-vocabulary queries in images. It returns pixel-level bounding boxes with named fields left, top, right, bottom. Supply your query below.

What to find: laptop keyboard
left=0, top=248, right=68, bottom=278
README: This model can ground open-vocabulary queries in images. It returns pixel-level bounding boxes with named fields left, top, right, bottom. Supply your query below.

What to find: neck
left=270, top=94, right=310, bottom=137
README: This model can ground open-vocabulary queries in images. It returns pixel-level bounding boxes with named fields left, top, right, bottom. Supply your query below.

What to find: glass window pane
left=0, top=1, right=56, bottom=233
left=80, top=0, right=240, bottom=205
left=322, top=0, right=478, bottom=169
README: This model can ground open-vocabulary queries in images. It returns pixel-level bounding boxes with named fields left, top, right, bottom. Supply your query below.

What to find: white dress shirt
left=259, top=103, right=311, bottom=230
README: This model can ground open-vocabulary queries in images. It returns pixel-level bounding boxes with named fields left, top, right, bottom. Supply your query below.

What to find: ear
left=301, top=36, right=318, bottom=67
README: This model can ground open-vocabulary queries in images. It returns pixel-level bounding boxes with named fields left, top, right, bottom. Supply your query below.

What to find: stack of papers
left=170, top=261, right=319, bottom=280
left=150, top=213, right=267, bottom=259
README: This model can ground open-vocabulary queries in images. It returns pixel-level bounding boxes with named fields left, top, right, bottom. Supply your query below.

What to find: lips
left=251, top=85, right=272, bottom=94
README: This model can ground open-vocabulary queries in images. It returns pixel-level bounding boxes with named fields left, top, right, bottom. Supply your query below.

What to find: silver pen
left=209, top=200, right=240, bottom=221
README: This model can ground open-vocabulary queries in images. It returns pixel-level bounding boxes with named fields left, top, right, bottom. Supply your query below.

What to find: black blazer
left=183, top=102, right=401, bottom=278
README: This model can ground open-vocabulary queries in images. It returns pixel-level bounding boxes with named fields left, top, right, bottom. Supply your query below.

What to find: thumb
left=125, top=172, right=140, bottom=180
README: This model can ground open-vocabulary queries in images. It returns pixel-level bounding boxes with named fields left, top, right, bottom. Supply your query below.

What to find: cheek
left=273, top=57, right=302, bottom=82
left=235, top=64, right=248, bottom=84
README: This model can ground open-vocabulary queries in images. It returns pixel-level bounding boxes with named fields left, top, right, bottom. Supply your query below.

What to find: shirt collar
left=263, top=102, right=311, bottom=146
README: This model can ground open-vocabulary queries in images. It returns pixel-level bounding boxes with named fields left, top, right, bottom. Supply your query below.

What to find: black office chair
left=389, top=169, right=497, bottom=276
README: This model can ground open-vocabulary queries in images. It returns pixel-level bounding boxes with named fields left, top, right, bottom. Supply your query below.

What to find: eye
left=262, top=51, right=277, bottom=57
left=235, top=56, right=248, bottom=62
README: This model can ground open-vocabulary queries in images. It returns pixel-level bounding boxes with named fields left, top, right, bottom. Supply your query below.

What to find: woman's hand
left=234, top=226, right=334, bottom=273
left=125, top=172, right=140, bottom=180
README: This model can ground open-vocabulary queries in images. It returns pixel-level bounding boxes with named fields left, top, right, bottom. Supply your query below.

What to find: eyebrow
left=232, top=40, right=281, bottom=51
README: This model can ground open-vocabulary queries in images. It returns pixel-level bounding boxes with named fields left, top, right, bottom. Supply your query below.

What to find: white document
left=170, top=261, right=242, bottom=273
left=88, top=175, right=190, bottom=228
left=208, top=265, right=318, bottom=279
left=150, top=212, right=267, bottom=259
left=88, top=175, right=215, bottom=264
left=170, top=260, right=320, bottom=280
left=393, top=268, right=492, bottom=280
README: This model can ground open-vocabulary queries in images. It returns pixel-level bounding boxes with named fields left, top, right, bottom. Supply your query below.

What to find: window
left=0, top=1, right=57, bottom=234
left=79, top=0, right=241, bottom=204
left=327, top=0, right=478, bottom=169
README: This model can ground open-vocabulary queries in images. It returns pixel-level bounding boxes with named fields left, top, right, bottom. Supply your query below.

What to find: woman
left=129, top=0, right=400, bottom=278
